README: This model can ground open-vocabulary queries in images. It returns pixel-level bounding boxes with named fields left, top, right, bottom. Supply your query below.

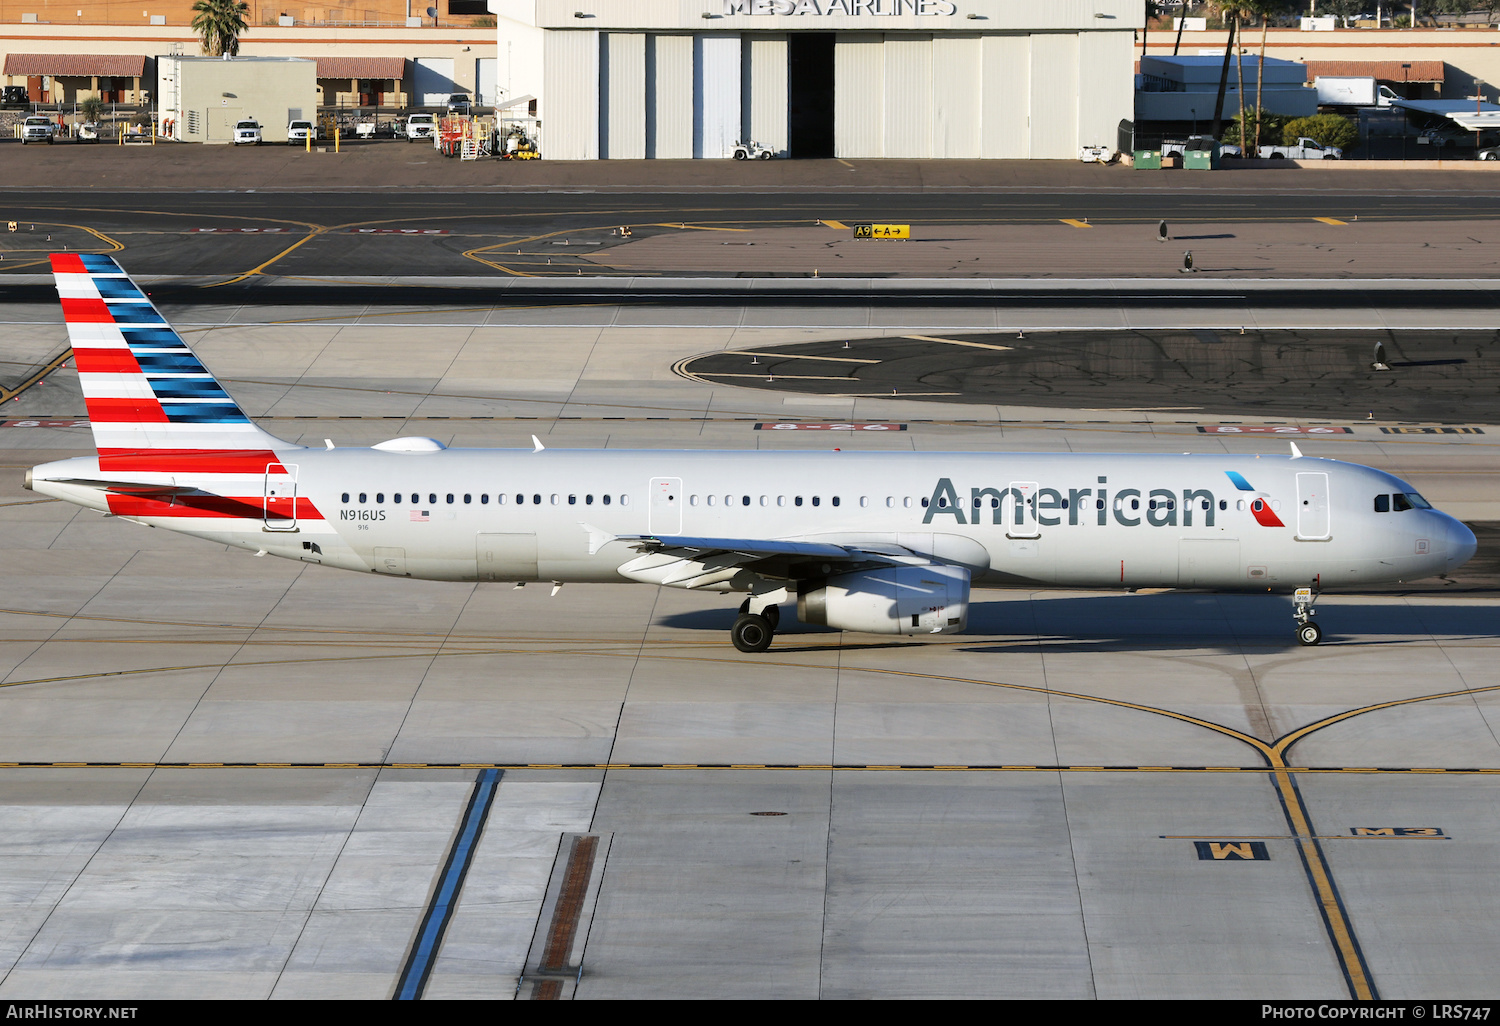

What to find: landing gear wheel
left=738, top=599, right=780, bottom=629
left=1297, top=622, right=1323, bottom=646
left=731, top=613, right=774, bottom=653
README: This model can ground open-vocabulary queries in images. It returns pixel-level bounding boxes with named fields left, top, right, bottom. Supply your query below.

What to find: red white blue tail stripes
left=51, top=252, right=292, bottom=460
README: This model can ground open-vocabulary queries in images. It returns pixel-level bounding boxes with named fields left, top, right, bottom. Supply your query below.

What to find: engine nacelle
left=798, top=565, right=970, bottom=636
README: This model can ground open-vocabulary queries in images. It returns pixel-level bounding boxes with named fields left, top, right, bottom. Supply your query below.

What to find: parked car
left=233, top=119, right=262, bottom=146
left=20, top=115, right=55, bottom=144
left=1479, top=146, right=1500, bottom=161
left=1, top=85, right=28, bottom=109
left=445, top=93, right=471, bottom=115
left=286, top=119, right=315, bottom=145
left=1418, top=126, right=1474, bottom=149
left=405, top=113, right=436, bottom=142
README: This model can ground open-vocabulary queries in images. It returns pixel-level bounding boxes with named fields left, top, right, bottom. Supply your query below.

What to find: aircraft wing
left=615, top=534, right=862, bottom=561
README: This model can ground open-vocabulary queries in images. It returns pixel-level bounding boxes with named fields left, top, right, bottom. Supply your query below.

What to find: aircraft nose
left=1446, top=517, right=1478, bottom=571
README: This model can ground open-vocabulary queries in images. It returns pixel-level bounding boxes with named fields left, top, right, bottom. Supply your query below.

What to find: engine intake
left=798, top=565, right=970, bottom=636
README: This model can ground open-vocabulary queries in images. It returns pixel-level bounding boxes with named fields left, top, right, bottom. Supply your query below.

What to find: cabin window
left=724, top=495, right=733, bottom=507
left=904, top=497, right=913, bottom=508
left=585, top=495, right=594, bottom=505
left=861, top=496, right=870, bottom=508
left=1218, top=500, right=1226, bottom=510
left=707, top=494, right=716, bottom=507
left=1096, top=498, right=1104, bottom=510
left=921, top=497, right=929, bottom=508
left=778, top=496, right=786, bottom=507
left=429, top=493, right=438, bottom=505
left=481, top=494, right=489, bottom=504
left=533, top=494, right=542, bottom=505
left=550, top=494, right=559, bottom=505
left=341, top=492, right=349, bottom=503
left=394, top=493, right=403, bottom=504
left=443, top=494, right=452, bottom=504
left=620, top=495, right=630, bottom=506
left=742, top=495, right=751, bottom=506
left=885, top=497, right=894, bottom=508
left=359, top=493, right=367, bottom=504
left=1131, top=498, right=1140, bottom=511
left=1237, top=499, right=1246, bottom=511
left=602, top=494, right=611, bottom=505
left=568, top=494, right=576, bottom=505
left=795, top=496, right=803, bottom=506
left=812, top=496, right=821, bottom=507
left=936, top=496, right=947, bottom=508
left=376, top=493, right=384, bottom=503
left=760, top=496, right=768, bottom=506
left=832, top=496, right=840, bottom=507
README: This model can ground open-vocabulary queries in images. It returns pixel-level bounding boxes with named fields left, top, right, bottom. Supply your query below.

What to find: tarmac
left=1, top=151, right=1498, bottom=1000
left=2, top=282, right=1498, bottom=998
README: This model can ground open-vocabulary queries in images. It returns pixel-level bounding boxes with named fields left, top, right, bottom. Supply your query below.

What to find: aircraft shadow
left=656, top=593, right=1500, bottom=653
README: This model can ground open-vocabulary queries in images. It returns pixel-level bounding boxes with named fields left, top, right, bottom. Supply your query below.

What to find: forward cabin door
left=1003, top=480, right=1039, bottom=539
left=1296, top=472, right=1331, bottom=540
left=649, top=477, right=683, bottom=535
left=263, top=463, right=298, bottom=531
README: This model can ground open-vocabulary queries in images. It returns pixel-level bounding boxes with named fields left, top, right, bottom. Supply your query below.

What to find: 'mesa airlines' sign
left=725, top=0, right=959, bottom=15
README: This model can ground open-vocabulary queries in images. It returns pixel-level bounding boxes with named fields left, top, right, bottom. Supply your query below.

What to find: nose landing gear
left=1293, top=585, right=1323, bottom=646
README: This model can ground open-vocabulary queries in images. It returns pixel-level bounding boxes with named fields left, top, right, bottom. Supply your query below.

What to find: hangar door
left=475, top=58, right=496, bottom=106
left=412, top=58, right=456, bottom=106
left=693, top=34, right=741, bottom=159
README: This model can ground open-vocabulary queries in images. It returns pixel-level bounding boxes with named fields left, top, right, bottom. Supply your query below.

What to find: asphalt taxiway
left=1, top=287, right=1498, bottom=998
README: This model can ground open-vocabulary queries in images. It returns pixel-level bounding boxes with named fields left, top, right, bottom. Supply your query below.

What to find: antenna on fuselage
left=532, top=435, right=546, bottom=453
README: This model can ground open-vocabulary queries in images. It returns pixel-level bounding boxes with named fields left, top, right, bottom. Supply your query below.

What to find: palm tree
left=191, top=0, right=249, bottom=58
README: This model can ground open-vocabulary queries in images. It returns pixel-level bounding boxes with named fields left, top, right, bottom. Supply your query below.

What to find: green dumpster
left=1132, top=149, right=1162, bottom=170
left=1185, top=142, right=1220, bottom=170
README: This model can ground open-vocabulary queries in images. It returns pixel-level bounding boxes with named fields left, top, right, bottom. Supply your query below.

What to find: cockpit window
left=1405, top=492, right=1432, bottom=509
left=1392, top=493, right=1412, bottom=512
left=1374, top=495, right=1390, bottom=513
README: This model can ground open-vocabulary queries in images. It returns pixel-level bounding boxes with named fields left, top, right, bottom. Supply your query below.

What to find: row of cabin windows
left=1374, top=492, right=1432, bottom=513
left=341, top=492, right=631, bottom=507
left=337, top=492, right=1252, bottom=514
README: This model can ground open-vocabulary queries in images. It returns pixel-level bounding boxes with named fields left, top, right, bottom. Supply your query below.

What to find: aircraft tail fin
left=51, top=253, right=296, bottom=468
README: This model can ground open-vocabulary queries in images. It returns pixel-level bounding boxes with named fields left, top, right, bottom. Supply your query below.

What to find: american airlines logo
left=920, top=471, right=1282, bottom=529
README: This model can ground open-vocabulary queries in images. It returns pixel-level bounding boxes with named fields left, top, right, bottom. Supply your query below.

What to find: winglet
left=1289, top=442, right=1304, bottom=459
left=531, top=435, right=545, bottom=453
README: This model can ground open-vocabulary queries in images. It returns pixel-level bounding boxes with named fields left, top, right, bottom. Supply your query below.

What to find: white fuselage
left=28, top=448, right=1477, bottom=593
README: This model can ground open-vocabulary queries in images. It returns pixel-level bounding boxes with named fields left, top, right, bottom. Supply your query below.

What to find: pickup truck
left=20, top=116, right=56, bottom=145
left=233, top=119, right=262, bottom=146
left=286, top=119, right=316, bottom=145
left=405, top=113, right=436, bottom=142
left=1259, top=137, right=1342, bottom=160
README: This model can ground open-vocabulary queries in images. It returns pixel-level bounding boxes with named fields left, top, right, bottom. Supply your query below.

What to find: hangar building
left=492, top=0, right=1142, bottom=160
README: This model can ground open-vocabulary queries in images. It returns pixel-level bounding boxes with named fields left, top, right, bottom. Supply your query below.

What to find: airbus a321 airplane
left=24, top=255, right=1478, bottom=651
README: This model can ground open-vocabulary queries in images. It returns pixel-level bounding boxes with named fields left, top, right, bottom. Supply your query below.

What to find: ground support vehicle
left=405, top=113, right=436, bottom=143
left=731, top=138, right=776, bottom=160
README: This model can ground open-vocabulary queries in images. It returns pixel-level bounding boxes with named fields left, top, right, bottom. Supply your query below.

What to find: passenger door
left=649, top=477, right=682, bottom=535
left=1296, top=473, right=1331, bottom=541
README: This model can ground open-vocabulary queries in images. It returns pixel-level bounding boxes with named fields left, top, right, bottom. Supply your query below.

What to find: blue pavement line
left=394, top=767, right=503, bottom=1000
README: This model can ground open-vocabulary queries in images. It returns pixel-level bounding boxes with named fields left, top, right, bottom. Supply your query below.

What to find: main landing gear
left=731, top=597, right=781, bottom=653
left=1293, top=585, right=1323, bottom=646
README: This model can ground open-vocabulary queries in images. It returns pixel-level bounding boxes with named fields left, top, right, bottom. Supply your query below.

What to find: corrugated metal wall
left=980, top=35, right=1031, bottom=159
left=543, top=30, right=598, bottom=160
left=541, top=27, right=1129, bottom=161
left=601, top=32, right=645, bottom=160
left=1077, top=29, right=1132, bottom=151
left=648, top=34, right=693, bottom=159
left=883, top=34, right=932, bottom=158
left=932, top=34, right=981, bottom=159
left=694, top=34, right=742, bottom=159
left=834, top=34, right=883, bottom=158
left=1028, top=33, right=1080, bottom=159
left=743, top=34, right=788, bottom=156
